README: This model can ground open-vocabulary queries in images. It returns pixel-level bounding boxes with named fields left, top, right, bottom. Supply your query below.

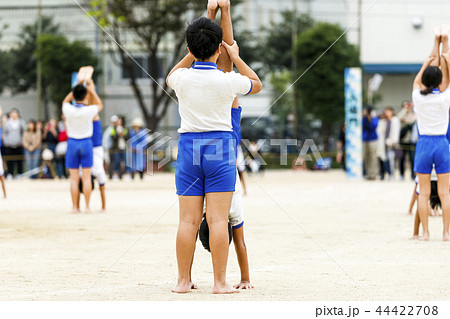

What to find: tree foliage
left=89, top=0, right=209, bottom=131
left=35, top=34, right=98, bottom=116
left=259, top=11, right=313, bottom=74
left=8, top=17, right=60, bottom=94
left=295, top=22, right=360, bottom=141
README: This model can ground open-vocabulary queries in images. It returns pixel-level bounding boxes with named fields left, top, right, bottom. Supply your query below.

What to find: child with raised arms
left=167, top=6, right=262, bottom=293
left=413, top=25, right=450, bottom=241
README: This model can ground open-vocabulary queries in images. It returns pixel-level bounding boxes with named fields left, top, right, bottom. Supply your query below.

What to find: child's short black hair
left=186, top=17, right=223, bottom=61
left=73, top=84, right=88, bottom=101
left=199, top=216, right=232, bottom=252
left=421, top=66, right=442, bottom=95
left=429, top=180, right=441, bottom=210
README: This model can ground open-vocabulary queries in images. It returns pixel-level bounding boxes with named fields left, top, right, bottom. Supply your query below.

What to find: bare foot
left=444, top=232, right=450, bottom=241
left=213, top=282, right=239, bottom=294
left=420, top=232, right=430, bottom=241
left=190, top=282, right=198, bottom=289
left=171, top=281, right=191, bottom=294
left=409, top=235, right=419, bottom=240
left=217, top=0, right=230, bottom=9
left=85, top=208, right=92, bottom=214
left=207, top=0, right=219, bottom=20
left=441, top=24, right=450, bottom=39
left=434, top=27, right=442, bottom=37
left=234, top=281, right=254, bottom=290
left=99, top=209, right=106, bottom=213
left=71, top=208, right=81, bottom=214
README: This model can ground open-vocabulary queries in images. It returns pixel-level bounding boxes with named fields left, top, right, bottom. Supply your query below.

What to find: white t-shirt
left=413, top=89, right=450, bottom=135
left=62, top=103, right=99, bottom=139
left=168, top=62, right=252, bottom=133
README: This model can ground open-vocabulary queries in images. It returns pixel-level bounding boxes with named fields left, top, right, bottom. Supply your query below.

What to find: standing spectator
left=43, top=118, right=60, bottom=179
left=377, top=107, right=401, bottom=180
left=397, top=100, right=417, bottom=180
left=23, top=120, right=42, bottom=178
left=110, top=116, right=129, bottom=180
left=44, top=119, right=59, bottom=154
left=103, top=115, right=118, bottom=178
left=129, top=117, right=146, bottom=180
left=336, top=124, right=346, bottom=171
left=0, top=106, right=6, bottom=198
left=55, top=116, right=68, bottom=179
left=362, top=106, right=378, bottom=180
left=3, top=109, right=26, bottom=178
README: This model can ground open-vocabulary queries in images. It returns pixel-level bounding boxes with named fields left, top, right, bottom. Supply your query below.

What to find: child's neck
left=195, top=57, right=217, bottom=64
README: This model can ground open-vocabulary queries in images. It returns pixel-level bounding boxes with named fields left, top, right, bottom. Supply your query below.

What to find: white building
left=1, top=0, right=449, bottom=129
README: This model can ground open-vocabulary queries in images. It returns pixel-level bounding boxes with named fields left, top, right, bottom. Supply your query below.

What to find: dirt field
left=1, top=170, right=449, bottom=301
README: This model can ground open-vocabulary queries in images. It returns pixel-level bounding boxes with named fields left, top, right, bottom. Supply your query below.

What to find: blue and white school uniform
left=91, top=119, right=107, bottom=186
left=63, top=102, right=99, bottom=169
left=168, top=62, right=252, bottom=196
left=413, top=88, right=450, bottom=174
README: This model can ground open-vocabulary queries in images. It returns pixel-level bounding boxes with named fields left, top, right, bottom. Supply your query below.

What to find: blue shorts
left=65, top=138, right=94, bottom=169
left=176, top=131, right=237, bottom=196
left=414, top=135, right=450, bottom=174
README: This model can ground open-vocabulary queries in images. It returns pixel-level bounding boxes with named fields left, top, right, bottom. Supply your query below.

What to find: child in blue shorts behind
left=167, top=5, right=262, bottom=294
left=413, top=25, right=450, bottom=241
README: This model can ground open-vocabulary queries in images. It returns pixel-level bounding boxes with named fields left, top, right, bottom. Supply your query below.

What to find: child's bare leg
left=172, top=196, right=203, bottom=293
left=99, top=185, right=106, bottom=212
left=431, top=28, right=441, bottom=67
left=188, top=233, right=198, bottom=289
left=441, top=25, right=450, bottom=54
left=217, top=0, right=233, bottom=72
left=205, top=191, right=238, bottom=294
left=417, top=174, right=431, bottom=240
left=411, top=208, right=420, bottom=240
left=0, top=175, right=6, bottom=198
left=437, top=173, right=450, bottom=241
left=69, top=169, right=81, bottom=213
left=81, top=168, right=93, bottom=213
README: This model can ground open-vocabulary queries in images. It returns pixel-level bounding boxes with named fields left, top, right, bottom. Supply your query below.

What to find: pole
left=36, top=0, right=43, bottom=120
left=358, top=0, right=362, bottom=53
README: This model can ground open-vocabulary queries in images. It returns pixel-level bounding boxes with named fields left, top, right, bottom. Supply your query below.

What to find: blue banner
left=344, top=68, right=363, bottom=179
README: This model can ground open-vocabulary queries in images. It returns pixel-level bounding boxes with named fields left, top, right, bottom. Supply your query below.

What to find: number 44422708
left=375, top=306, right=438, bottom=316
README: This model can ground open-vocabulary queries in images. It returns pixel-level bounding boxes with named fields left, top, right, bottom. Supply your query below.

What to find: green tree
left=9, top=17, right=60, bottom=93
left=0, top=20, right=10, bottom=93
left=295, top=22, right=360, bottom=151
left=35, top=34, right=98, bottom=117
left=6, top=17, right=60, bottom=118
left=259, top=11, right=313, bottom=74
left=89, top=0, right=215, bottom=131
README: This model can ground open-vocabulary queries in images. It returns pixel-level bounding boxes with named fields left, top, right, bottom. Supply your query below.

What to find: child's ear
left=217, top=45, right=221, bottom=55
left=187, top=47, right=194, bottom=57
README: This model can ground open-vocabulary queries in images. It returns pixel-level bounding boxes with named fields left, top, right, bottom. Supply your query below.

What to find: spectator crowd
left=362, top=100, right=417, bottom=181
left=0, top=107, right=147, bottom=181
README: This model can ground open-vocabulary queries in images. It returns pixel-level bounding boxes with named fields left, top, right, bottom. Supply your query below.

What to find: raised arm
left=62, top=92, right=74, bottom=105
left=86, top=80, right=103, bottom=112
left=441, top=53, right=450, bottom=92
left=413, top=57, right=433, bottom=91
left=222, top=41, right=262, bottom=95
left=166, top=53, right=195, bottom=89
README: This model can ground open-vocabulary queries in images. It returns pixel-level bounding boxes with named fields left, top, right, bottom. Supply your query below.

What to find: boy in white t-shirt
left=167, top=9, right=262, bottom=294
left=62, top=80, right=103, bottom=213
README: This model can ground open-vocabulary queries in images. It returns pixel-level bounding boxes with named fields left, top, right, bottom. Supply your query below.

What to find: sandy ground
left=0, top=170, right=449, bottom=301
